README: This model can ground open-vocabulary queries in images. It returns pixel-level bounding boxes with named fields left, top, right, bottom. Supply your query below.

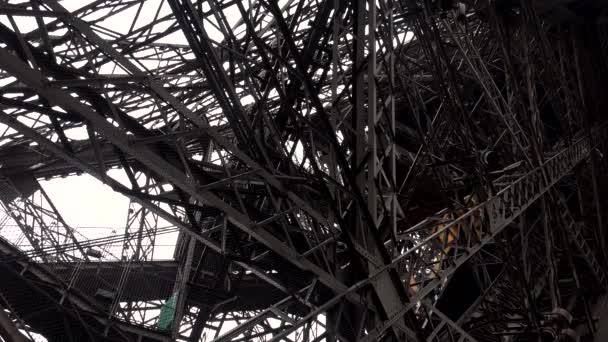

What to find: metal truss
left=0, top=175, right=86, bottom=262
left=121, top=172, right=164, bottom=262
left=0, top=0, right=607, bottom=341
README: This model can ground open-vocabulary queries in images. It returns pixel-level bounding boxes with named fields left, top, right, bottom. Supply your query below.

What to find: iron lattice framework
left=0, top=0, right=607, bottom=341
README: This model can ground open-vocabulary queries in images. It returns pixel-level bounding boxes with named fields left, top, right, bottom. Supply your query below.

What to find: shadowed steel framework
left=0, top=0, right=607, bottom=341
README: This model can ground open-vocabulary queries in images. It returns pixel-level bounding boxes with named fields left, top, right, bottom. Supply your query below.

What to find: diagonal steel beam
left=0, top=46, right=359, bottom=304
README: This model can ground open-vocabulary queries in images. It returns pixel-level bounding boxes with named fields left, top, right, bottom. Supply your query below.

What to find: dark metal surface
left=0, top=0, right=607, bottom=341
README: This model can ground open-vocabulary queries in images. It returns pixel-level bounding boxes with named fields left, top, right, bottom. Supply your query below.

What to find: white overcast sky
left=0, top=1, right=354, bottom=339
left=1, top=0, right=411, bottom=260
left=0, top=0, right=301, bottom=260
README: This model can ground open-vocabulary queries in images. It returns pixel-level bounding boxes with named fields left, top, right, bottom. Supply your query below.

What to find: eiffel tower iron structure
left=0, top=0, right=607, bottom=341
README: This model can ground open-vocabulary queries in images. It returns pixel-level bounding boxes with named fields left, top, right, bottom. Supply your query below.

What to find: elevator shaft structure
left=0, top=0, right=608, bottom=341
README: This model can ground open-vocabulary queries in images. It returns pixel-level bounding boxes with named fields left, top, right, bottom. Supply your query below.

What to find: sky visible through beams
left=0, top=0, right=416, bottom=340
left=0, top=0, right=413, bottom=259
left=0, top=0, right=347, bottom=259
left=0, top=0, right=229, bottom=260
left=0, top=1, right=326, bottom=341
